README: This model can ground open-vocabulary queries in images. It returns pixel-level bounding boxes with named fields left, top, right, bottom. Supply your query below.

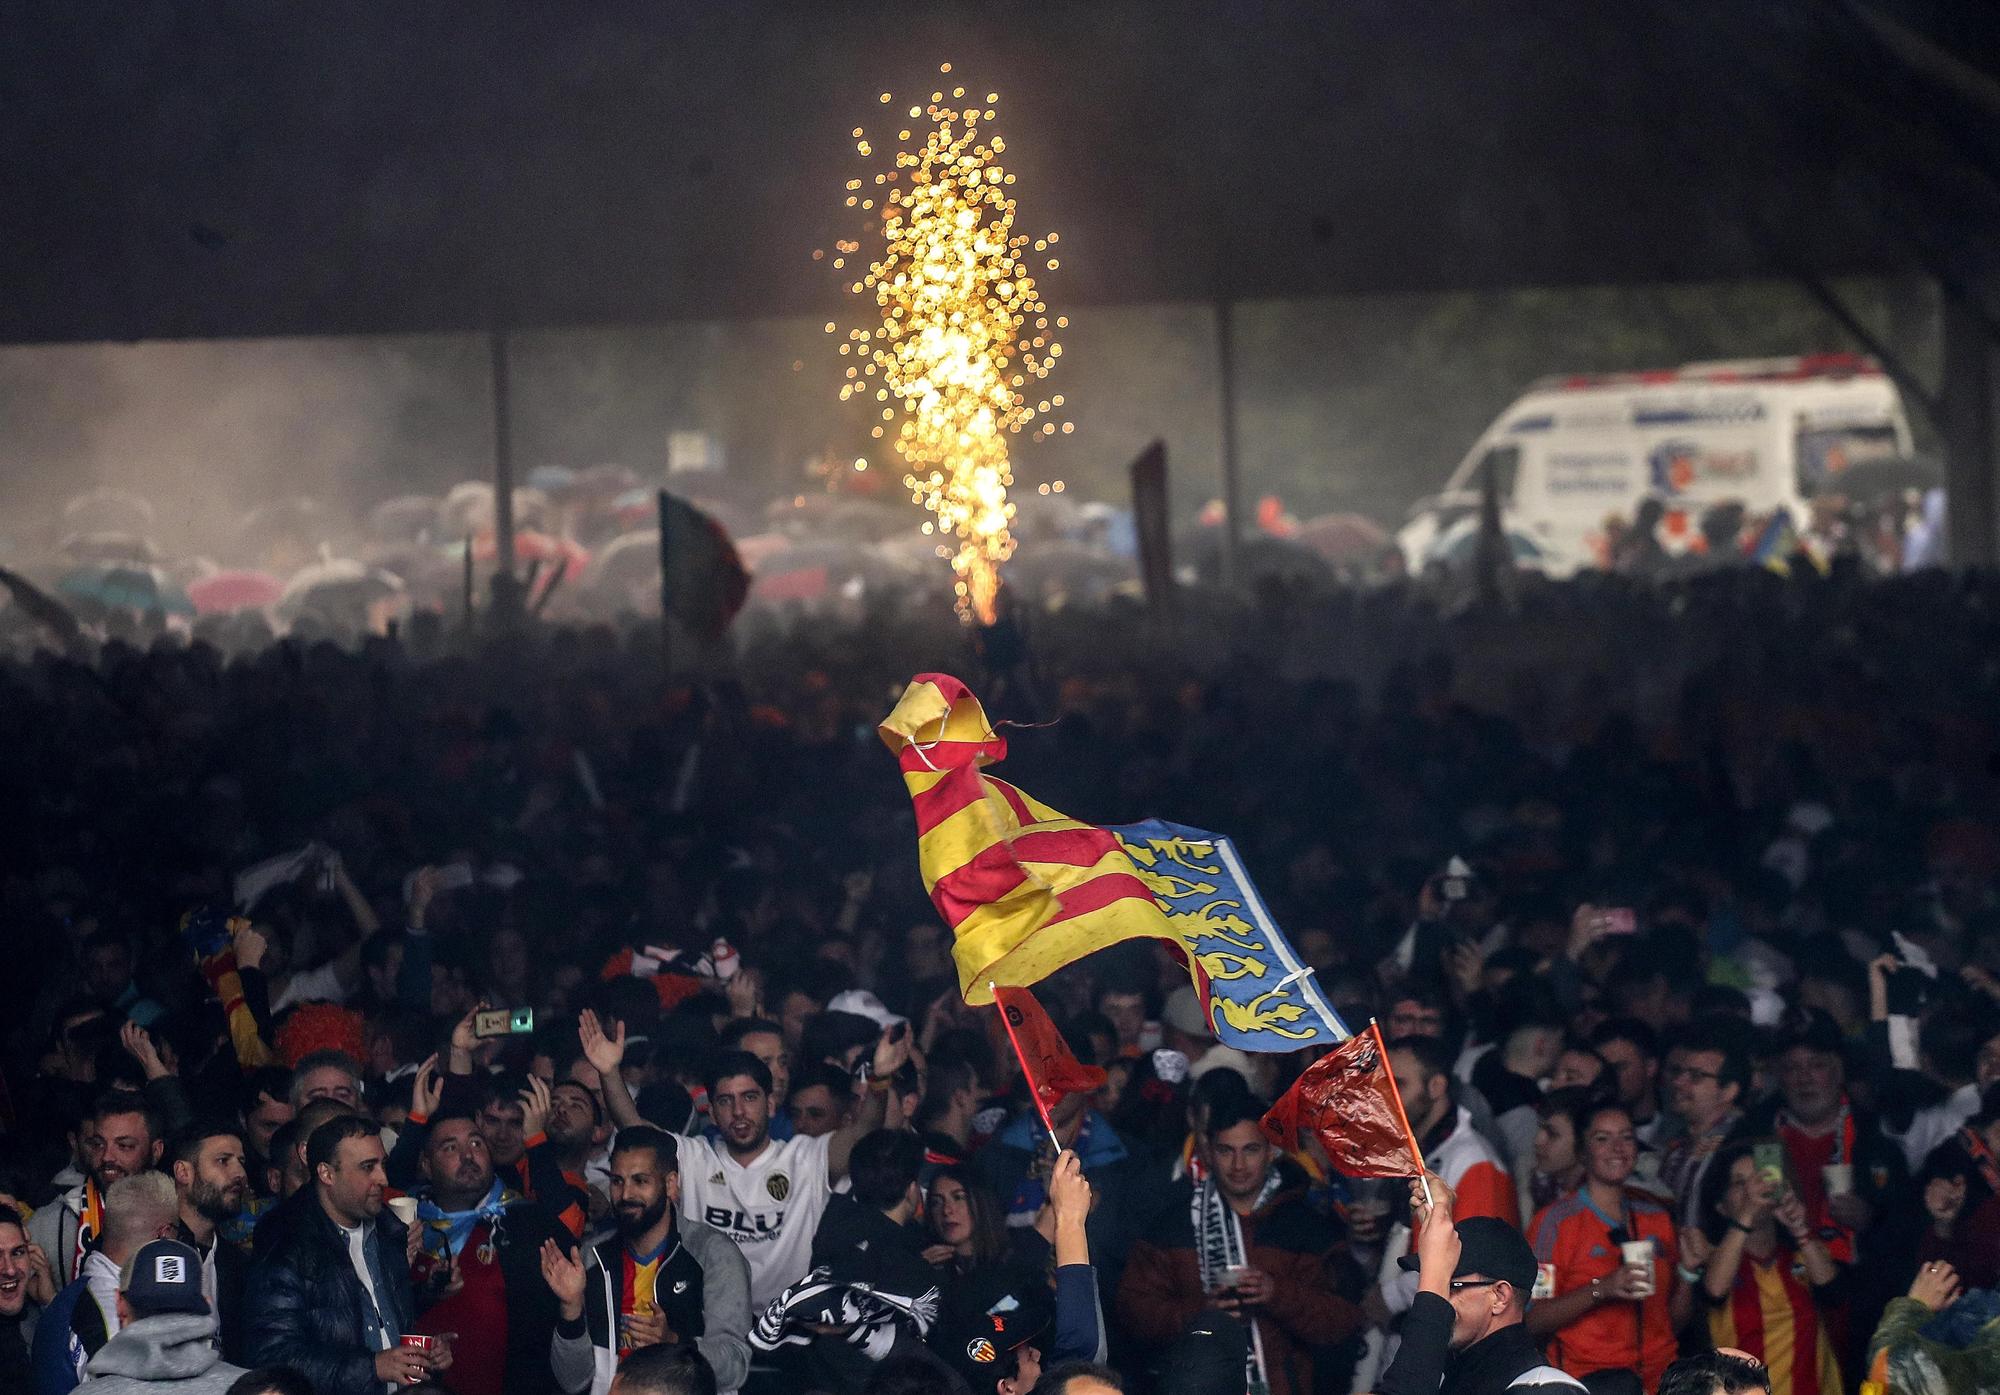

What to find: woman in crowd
left=1519, top=1087, right=1595, bottom=1223
left=1683, top=1141, right=1846, bottom=1395
left=1526, top=1102, right=1680, bottom=1391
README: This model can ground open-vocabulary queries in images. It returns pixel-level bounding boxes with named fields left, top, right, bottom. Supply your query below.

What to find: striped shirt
left=1706, top=1249, right=1843, bottom=1395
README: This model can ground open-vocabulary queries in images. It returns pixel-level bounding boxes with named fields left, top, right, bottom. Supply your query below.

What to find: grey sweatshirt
left=82, top=1312, right=245, bottom=1395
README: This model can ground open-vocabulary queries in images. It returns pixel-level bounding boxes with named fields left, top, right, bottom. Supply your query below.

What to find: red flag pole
left=993, top=981, right=1064, bottom=1152
left=1370, top=1018, right=1432, bottom=1206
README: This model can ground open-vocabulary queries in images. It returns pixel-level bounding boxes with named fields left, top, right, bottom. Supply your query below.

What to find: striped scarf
left=1192, top=1171, right=1281, bottom=1395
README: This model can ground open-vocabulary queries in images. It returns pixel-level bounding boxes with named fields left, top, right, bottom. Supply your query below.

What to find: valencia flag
left=879, top=673, right=1179, bottom=1005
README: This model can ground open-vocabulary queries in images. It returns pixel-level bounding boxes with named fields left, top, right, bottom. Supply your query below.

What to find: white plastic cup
left=1822, top=1163, right=1855, bottom=1196
left=1620, top=1239, right=1655, bottom=1296
left=386, top=1196, right=420, bottom=1226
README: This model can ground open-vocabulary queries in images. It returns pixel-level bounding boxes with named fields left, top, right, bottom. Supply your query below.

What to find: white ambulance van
left=1397, top=354, right=1915, bottom=575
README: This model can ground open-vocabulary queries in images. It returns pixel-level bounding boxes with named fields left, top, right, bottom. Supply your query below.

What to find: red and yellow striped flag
left=879, top=673, right=1178, bottom=1005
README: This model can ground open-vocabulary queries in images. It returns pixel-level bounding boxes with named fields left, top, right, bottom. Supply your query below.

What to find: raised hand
left=540, top=1238, right=586, bottom=1319
left=23, top=1242, right=55, bottom=1306
left=411, top=1054, right=443, bottom=1120
left=232, top=923, right=268, bottom=971
left=725, top=964, right=765, bottom=1020
left=518, top=1074, right=552, bottom=1140
left=870, top=1024, right=913, bottom=1081
left=1048, top=1149, right=1092, bottom=1227
left=1910, top=1260, right=1962, bottom=1312
left=408, top=865, right=445, bottom=928
left=451, top=1005, right=487, bottom=1056
left=120, top=1021, right=172, bottom=1080
left=578, top=1008, right=626, bottom=1075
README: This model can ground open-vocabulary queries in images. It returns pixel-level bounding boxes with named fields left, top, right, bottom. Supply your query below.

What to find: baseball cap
left=119, top=1239, right=210, bottom=1317
left=1158, top=1311, right=1251, bottom=1395
left=826, top=990, right=909, bottom=1031
left=931, top=1269, right=1053, bottom=1391
left=1396, top=1216, right=1537, bottom=1293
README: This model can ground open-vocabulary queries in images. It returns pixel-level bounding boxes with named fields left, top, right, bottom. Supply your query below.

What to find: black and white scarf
left=1192, top=1171, right=1281, bottom=1395
left=749, top=1265, right=940, bottom=1362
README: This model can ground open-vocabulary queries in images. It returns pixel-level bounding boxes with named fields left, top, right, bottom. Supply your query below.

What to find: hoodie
left=81, top=1312, right=245, bottom=1395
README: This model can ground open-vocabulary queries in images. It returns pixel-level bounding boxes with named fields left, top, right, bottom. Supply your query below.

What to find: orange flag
left=993, top=985, right=1107, bottom=1137
left=1261, top=1021, right=1422, bottom=1177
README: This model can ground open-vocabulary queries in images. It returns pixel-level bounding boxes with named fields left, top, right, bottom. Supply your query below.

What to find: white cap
left=827, top=989, right=909, bottom=1030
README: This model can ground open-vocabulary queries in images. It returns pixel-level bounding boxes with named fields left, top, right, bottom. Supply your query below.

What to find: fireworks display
left=824, top=65, right=1068, bottom=622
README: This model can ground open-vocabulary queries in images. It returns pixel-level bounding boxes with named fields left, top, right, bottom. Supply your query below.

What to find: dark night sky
left=1, top=0, right=1994, bottom=345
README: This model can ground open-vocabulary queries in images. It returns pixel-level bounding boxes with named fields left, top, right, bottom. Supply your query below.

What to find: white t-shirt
left=677, top=1130, right=832, bottom=1312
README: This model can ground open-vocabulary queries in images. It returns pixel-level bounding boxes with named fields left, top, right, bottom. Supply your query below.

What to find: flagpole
left=1370, top=1018, right=1432, bottom=1207
left=992, top=981, right=1065, bottom=1153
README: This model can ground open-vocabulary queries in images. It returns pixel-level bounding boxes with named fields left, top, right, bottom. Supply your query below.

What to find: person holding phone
left=1681, top=1142, right=1844, bottom=1395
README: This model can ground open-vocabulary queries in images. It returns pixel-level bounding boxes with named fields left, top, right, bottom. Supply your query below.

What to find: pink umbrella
left=188, top=569, right=285, bottom=614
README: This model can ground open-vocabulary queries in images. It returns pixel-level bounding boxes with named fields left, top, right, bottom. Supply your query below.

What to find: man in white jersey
left=580, top=1009, right=910, bottom=1311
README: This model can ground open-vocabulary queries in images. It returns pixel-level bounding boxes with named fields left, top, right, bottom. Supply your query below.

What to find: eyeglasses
left=1665, top=1065, right=1722, bottom=1083
left=1449, top=1279, right=1501, bottom=1293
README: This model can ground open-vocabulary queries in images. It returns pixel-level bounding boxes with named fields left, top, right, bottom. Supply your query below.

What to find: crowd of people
left=2, top=559, right=1999, bottom=1395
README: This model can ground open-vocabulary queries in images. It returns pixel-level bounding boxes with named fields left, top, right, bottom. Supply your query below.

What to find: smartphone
left=474, top=1006, right=535, bottom=1038
left=1753, top=1142, right=1786, bottom=1190
left=1599, top=908, right=1638, bottom=935
left=1885, top=962, right=1930, bottom=1017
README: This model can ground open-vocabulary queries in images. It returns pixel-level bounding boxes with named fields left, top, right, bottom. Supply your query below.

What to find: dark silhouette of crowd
left=3, top=562, right=2000, bottom=1395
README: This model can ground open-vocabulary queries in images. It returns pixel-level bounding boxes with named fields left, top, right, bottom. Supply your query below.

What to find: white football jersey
left=677, top=1130, right=832, bottom=1311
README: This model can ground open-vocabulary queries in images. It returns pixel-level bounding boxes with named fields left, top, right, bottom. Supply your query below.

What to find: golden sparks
left=827, top=67, right=1069, bottom=622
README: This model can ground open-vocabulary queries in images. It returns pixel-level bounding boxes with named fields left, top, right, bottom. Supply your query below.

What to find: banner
left=1108, top=819, right=1349, bottom=1052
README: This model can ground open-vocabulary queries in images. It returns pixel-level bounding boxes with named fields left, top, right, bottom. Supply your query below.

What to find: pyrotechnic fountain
left=823, top=65, right=1068, bottom=622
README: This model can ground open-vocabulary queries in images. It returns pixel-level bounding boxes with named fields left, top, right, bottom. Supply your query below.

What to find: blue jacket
left=29, top=1275, right=90, bottom=1395
left=242, top=1198, right=415, bottom=1395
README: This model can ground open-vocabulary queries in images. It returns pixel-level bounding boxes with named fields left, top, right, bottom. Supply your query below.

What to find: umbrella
left=1182, top=531, right=1336, bottom=588
left=1005, top=540, right=1137, bottom=604
left=240, top=497, right=331, bottom=547
left=187, top=569, right=285, bottom=615
left=58, top=531, right=161, bottom=564
left=527, top=465, right=578, bottom=493
left=277, top=558, right=405, bottom=621
left=749, top=540, right=891, bottom=604
left=62, top=488, right=154, bottom=533
left=56, top=562, right=195, bottom=615
left=1294, top=512, right=1392, bottom=563
left=763, top=494, right=907, bottom=542
left=460, top=529, right=591, bottom=572
left=367, top=495, right=442, bottom=542
left=441, top=482, right=496, bottom=537
left=1428, top=517, right=1547, bottom=569
left=612, top=487, right=657, bottom=527
left=576, top=463, right=641, bottom=496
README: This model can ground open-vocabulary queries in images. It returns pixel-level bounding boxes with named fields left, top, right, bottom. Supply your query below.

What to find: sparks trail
left=822, top=66, right=1069, bottom=622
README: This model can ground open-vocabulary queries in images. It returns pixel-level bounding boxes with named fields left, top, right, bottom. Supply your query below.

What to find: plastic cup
left=1822, top=1163, right=1854, bottom=1196
left=386, top=1197, right=420, bottom=1225
left=1620, top=1239, right=1655, bottom=1296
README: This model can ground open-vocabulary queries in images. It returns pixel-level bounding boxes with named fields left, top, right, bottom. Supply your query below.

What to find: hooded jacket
left=549, top=1212, right=752, bottom=1395
left=79, top=1312, right=245, bottom=1395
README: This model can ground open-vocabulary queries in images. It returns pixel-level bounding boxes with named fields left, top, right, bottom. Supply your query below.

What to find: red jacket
left=1116, top=1168, right=1366, bottom=1395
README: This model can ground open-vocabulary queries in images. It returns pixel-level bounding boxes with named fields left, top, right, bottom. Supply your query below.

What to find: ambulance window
left=1796, top=422, right=1899, bottom=497
left=1475, top=445, right=1521, bottom=504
